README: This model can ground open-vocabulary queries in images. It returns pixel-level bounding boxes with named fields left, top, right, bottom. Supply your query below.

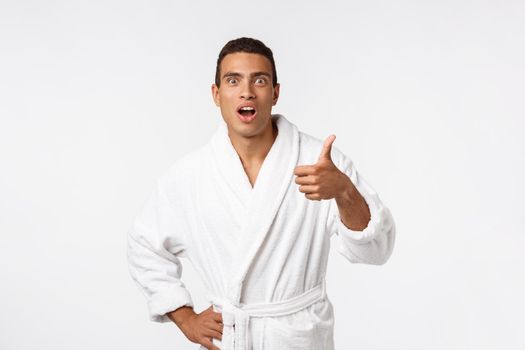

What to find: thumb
left=318, top=134, right=336, bottom=162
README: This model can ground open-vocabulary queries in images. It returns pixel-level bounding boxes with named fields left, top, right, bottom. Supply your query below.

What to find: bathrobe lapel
left=209, top=114, right=300, bottom=305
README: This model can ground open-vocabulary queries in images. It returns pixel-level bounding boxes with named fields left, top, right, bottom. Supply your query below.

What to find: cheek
left=262, top=95, right=275, bottom=108
left=220, top=91, right=237, bottom=106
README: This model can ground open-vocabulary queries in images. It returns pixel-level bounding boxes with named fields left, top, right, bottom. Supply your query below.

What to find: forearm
left=334, top=178, right=371, bottom=231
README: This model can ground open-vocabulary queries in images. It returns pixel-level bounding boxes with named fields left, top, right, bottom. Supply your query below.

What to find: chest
left=238, top=157, right=265, bottom=189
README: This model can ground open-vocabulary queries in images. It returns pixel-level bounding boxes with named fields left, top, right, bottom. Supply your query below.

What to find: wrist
left=167, top=306, right=196, bottom=328
left=334, top=175, right=358, bottom=204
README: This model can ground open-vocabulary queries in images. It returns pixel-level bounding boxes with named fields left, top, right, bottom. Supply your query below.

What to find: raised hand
left=293, top=134, right=351, bottom=201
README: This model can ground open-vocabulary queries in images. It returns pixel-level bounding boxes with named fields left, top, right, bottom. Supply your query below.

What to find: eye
left=227, top=78, right=237, bottom=84
left=255, top=77, right=267, bottom=85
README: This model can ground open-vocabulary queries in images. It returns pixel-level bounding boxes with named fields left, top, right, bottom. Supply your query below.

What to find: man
left=127, top=37, right=396, bottom=350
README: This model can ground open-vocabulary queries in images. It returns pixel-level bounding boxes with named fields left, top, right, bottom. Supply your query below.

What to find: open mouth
left=237, top=106, right=256, bottom=117
left=236, top=105, right=257, bottom=122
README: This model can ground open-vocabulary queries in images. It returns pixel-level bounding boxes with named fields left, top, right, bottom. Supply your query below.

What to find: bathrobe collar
left=209, top=114, right=300, bottom=305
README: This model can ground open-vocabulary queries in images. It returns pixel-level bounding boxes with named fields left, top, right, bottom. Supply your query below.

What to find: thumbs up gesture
left=293, top=134, right=353, bottom=201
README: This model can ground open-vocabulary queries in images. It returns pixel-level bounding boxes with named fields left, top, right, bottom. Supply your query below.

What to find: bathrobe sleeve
left=127, top=176, right=194, bottom=323
left=329, top=150, right=396, bottom=265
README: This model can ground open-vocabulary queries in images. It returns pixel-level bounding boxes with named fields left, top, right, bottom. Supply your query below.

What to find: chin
left=231, top=121, right=264, bottom=138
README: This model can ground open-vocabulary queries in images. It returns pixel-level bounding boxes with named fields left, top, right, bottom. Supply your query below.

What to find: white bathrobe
left=127, top=114, right=396, bottom=350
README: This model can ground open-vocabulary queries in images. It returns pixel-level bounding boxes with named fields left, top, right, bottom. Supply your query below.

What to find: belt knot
left=207, top=279, right=326, bottom=350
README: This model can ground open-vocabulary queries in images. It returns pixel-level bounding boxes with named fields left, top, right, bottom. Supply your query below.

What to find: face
left=211, top=52, right=280, bottom=139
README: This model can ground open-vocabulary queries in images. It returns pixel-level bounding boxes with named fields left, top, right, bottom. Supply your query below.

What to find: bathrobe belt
left=207, top=279, right=327, bottom=350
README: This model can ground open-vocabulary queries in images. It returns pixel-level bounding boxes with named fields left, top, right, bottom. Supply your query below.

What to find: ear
left=211, top=83, right=220, bottom=107
left=272, top=83, right=280, bottom=105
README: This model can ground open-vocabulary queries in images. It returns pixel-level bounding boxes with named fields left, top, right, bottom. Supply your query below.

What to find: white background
left=1, top=0, right=524, bottom=349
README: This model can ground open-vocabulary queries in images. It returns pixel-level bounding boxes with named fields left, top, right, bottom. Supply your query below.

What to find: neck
left=228, top=118, right=278, bottom=167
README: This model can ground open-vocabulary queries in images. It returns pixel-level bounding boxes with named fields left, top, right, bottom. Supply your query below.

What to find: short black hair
left=215, top=37, right=278, bottom=88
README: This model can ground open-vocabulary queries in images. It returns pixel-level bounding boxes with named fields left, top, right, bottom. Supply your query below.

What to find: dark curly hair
left=214, top=37, right=278, bottom=88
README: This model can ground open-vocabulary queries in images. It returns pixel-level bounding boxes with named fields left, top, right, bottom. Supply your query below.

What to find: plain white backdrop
left=1, top=0, right=524, bottom=349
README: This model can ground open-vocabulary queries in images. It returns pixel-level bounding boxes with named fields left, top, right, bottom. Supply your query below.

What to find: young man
left=127, top=37, right=396, bottom=350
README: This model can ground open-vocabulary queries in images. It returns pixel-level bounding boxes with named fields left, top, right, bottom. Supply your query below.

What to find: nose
left=240, top=81, right=255, bottom=100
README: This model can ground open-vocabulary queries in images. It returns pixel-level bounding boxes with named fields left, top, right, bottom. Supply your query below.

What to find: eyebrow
left=222, top=71, right=271, bottom=80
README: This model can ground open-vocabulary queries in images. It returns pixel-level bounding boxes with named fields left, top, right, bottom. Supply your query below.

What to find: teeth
left=240, top=107, right=254, bottom=111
